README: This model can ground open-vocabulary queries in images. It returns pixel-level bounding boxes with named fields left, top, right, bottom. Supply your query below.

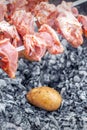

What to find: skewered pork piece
left=0, top=2, right=7, bottom=21
left=37, top=24, right=64, bottom=54
left=19, top=24, right=64, bottom=61
left=0, top=20, right=20, bottom=47
left=11, top=9, right=64, bottom=56
left=11, top=10, right=35, bottom=36
left=33, top=2, right=56, bottom=27
left=0, top=38, right=18, bottom=78
left=33, top=1, right=83, bottom=47
left=5, top=0, right=48, bottom=20
left=78, top=15, right=87, bottom=37
left=55, top=10, right=83, bottom=47
left=21, top=34, right=47, bottom=61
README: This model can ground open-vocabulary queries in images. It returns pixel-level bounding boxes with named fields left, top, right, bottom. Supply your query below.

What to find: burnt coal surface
left=0, top=1, right=87, bottom=130
left=0, top=40, right=87, bottom=130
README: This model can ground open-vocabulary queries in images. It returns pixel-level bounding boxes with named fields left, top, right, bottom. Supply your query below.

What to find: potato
left=26, top=86, right=62, bottom=111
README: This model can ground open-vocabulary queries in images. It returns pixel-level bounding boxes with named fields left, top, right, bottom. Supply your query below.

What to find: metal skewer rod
left=72, top=0, right=87, bottom=7
left=16, top=0, right=87, bottom=52
left=16, top=45, right=25, bottom=52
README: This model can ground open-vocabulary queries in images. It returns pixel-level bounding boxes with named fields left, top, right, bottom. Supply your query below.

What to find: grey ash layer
left=0, top=38, right=87, bottom=130
left=0, top=0, right=87, bottom=130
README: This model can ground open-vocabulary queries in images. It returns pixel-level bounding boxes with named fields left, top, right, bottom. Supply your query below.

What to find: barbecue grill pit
left=0, top=0, right=87, bottom=130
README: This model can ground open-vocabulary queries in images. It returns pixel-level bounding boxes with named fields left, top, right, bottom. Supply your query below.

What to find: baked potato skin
left=26, top=86, right=62, bottom=111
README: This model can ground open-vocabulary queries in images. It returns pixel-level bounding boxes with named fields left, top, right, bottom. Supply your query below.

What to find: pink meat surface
left=54, top=1, right=83, bottom=48
left=38, top=24, right=64, bottom=54
left=11, top=10, right=35, bottom=36
left=7, top=0, right=28, bottom=19
left=22, top=34, right=46, bottom=61
left=26, top=0, right=48, bottom=12
left=33, top=2, right=56, bottom=27
left=0, top=38, right=18, bottom=78
left=78, top=15, right=87, bottom=37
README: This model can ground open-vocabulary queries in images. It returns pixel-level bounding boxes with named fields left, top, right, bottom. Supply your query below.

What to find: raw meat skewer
left=16, top=0, right=87, bottom=52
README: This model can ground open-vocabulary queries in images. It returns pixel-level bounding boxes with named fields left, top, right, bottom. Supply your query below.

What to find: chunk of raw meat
left=78, top=15, right=87, bottom=37
left=0, top=38, right=18, bottom=78
left=54, top=1, right=83, bottom=47
left=38, top=24, right=64, bottom=54
left=11, top=10, right=35, bottom=36
left=33, top=2, right=56, bottom=27
left=0, top=20, right=20, bottom=47
left=21, top=34, right=46, bottom=61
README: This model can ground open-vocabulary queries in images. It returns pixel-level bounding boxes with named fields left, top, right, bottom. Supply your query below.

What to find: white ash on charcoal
left=1, top=122, right=22, bottom=130
left=0, top=36, right=87, bottom=130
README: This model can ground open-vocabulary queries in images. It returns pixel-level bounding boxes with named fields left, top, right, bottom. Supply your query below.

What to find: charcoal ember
left=20, top=117, right=31, bottom=130
left=0, top=79, right=7, bottom=88
left=0, top=103, right=6, bottom=113
left=12, top=112, right=22, bottom=125
left=1, top=122, right=22, bottom=130
left=31, top=65, right=40, bottom=76
left=0, top=69, right=3, bottom=73
left=5, top=105, right=23, bottom=124
left=78, top=91, right=86, bottom=101
left=22, top=69, right=30, bottom=76
left=42, top=73, right=50, bottom=83
left=18, top=59, right=28, bottom=71
left=70, top=51, right=78, bottom=63
left=73, top=75, right=81, bottom=82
